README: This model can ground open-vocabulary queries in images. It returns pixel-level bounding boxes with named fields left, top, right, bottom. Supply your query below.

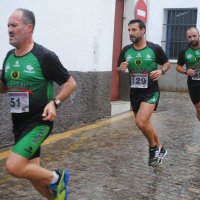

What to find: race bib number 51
left=8, top=92, right=29, bottom=113
left=130, top=73, right=148, bottom=88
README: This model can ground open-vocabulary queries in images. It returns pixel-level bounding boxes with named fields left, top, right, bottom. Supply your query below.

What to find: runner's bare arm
left=54, top=76, right=77, bottom=102
left=161, top=61, right=170, bottom=74
left=176, top=64, right=195, bottom=76
left=42, top=76, right=76, bottom=121
left=176, top=64, right=186, bottom=74
left=150, top=61, right=170, bottom=80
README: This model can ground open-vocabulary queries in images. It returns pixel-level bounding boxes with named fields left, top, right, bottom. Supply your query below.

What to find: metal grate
left=162, top=8, right=197, bottom=59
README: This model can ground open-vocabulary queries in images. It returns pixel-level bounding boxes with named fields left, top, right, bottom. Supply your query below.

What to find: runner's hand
left=187, top=68, right=195, bottom=77
left=118, top=61, right=128, bottom=72
left=149, top=69, right=162, bottom=81
left=42, top=101, right=56, bottom=121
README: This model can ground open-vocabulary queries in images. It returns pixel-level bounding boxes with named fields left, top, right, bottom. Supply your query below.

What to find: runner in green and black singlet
left=0, top=9, right=76, bottom=200
left=177, top=27, right=200, bottom=113
left=2, top=43, right=70, bottom=131
left=117, top=19, right=170, bottom=167
left=177, top=46, right=200, bottom=89
left=2, top=43, right=72, bottom=159
left=118, top=41, right=168, bottom=95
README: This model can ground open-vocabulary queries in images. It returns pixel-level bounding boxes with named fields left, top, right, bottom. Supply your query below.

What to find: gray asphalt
left=0, top=91, right=200, bottom=200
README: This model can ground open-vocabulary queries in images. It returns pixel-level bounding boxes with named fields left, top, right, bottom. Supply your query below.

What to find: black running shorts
left=13, top=122, right=52, bottom=159
left=188, top=85, right=200, bottom=105
left=130, top=89, right=160, bottom=113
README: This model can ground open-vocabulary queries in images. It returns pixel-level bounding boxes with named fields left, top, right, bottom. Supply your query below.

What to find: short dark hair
left=16, top=8, right=35, bottom=31
left=187, top=26, right=199, bottom=35
left=128, top=19, right=146, bottom=31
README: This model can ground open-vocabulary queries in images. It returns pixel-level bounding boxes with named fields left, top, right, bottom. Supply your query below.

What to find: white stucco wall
left=122, top=0, right=136, bottom=47
left=122, top=0, right=150, bottom=47
left=123, top=0, right=200, bottom=50
left=146, top=0, right=200, bottom=48
left=0, top=0, right=116, bottom=72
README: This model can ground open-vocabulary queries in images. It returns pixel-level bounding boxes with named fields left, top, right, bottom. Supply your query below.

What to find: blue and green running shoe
left=50, top=169, right=70, bottom=200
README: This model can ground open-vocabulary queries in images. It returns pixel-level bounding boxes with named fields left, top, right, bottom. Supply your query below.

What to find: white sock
left=50, top=171, right=59, bottom=184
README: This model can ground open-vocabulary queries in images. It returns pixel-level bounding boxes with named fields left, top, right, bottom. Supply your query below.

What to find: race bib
left=192, top=69, right=200, bottom=80
left=130, top=73, right=148, bottom=88
left=8, top=92, right=29, bottom=113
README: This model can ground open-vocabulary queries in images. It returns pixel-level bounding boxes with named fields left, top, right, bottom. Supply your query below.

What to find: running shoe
left=148, top=146, right=161, bottom=166
left=159, top=147, right=167, bottom=164
left=50, top=169, right=70, bottom=200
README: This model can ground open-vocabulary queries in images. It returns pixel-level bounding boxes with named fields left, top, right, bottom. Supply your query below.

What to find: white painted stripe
left=137, top=9, right=146, bottom=17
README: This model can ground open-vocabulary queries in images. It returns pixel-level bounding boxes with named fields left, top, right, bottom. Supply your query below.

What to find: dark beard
left=130, top=36, right=140, bottom=44
left=189, top=41, right=199, bottom=47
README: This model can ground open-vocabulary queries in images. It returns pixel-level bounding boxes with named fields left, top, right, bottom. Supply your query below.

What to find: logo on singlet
left=136, top=53, right=142, bottom=57
left=187, top=54, right=192, bottom=59
left=126, top=55, right=132, bottom=62
left=145, top=54, right=152, bottom=61
left=195, top=56, right=200, bottom=61
left=135, top=59, right=142, bottom=66
left=11, top=71, right=20, bottom=80
left=14, top=61, right=20, bottom=67
left=24, top=65, right=35, bottom=73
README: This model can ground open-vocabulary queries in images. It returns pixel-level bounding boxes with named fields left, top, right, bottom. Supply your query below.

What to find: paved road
left=0, top=92, right=200, bottom=200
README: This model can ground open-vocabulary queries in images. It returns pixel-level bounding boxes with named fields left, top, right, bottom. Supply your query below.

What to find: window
left=162, top=8, right=197, bottom=59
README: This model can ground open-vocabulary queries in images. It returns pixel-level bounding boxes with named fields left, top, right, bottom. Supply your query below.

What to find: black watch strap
left=53, top=99, right=61, bottom=109
left=161, top=68, right=165, bottom=75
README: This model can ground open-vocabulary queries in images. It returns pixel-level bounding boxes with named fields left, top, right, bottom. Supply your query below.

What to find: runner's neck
left=15, top=41, right=34, bottom=56
left=133, top=40, right=147, bottom=50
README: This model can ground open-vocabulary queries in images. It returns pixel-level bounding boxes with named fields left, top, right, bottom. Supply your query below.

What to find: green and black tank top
left=1, top=43, right=71, bottom=129
left=177, top=47, right=200, bottom=87
left=117, top=41, right=168, bottom=93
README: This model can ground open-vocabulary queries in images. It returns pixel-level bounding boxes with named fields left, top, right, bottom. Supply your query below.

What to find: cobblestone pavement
left=1, top=91, right=200, bottom=200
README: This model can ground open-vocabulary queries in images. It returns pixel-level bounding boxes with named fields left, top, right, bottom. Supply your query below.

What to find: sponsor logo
left=126, top=55, right=132, bottom=62
left=136, top=53, right=142, bottom=57
left=24, top=65, right=35, bottom=73
left=187, top=54, right=192, bottom=59
left=25, top=147, right=33, bottom=154
left=8, top=81, right=31, bottom=90
left=145, top=54, right=152, bottom=60
left=14, top=61, right=20, bottom=67
left=32, top=127, right=48, bottom=144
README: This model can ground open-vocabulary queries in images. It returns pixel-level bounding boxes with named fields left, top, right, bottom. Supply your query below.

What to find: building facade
left=120, top=0, right=200, bottom=96
left=0, top=0, right=200, bottom=148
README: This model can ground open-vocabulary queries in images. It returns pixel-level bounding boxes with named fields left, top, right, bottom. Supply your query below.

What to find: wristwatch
left=161, top=68, right=165, bottom=75
left=53, top=98, right=61, bottom=109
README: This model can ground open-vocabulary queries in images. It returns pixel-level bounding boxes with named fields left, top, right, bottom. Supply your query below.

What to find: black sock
left=149, top=145, right=157, bottom=149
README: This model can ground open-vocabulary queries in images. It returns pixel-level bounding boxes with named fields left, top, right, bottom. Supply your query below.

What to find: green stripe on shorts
left=12, top=125, right=50, bottom=159
left=146, top=92, right=160, bottom=104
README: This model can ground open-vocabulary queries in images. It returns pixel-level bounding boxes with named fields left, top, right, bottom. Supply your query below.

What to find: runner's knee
left=135, top=118, right=147, bottom=130
left=5, top=160, right=24, bottom=178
